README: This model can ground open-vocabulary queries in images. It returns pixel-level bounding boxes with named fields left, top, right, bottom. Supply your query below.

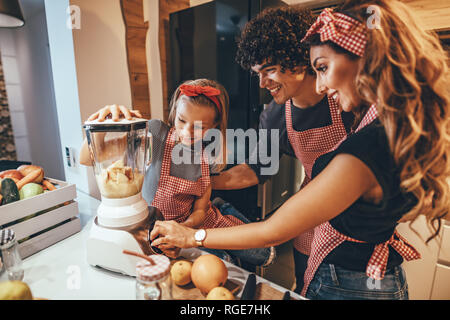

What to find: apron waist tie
left=301, top=221, right=421, bottom=297
left=366, top=231, right=421, bottom=280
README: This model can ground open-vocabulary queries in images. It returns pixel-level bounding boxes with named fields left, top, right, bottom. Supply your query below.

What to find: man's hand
left=211, top=164, right=259, bottom=190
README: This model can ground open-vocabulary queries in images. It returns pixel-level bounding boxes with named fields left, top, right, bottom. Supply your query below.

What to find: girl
left=80, top=79, right=275, bottom=268
left=149, top=0, right=450, bottom=300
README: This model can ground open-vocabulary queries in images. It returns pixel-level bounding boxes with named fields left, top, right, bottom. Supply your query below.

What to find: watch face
left=195, top=229, right=206, bottom=241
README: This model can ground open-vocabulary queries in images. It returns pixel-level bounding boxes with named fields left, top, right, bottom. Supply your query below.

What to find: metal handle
left=145, top=132, right=152, bottom=170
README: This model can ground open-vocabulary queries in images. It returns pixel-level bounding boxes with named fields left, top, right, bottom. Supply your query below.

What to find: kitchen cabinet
left=398, top=217, right=450, bottom=299
left=439, top=225, right=450, bottom=265
left=430, top=264, right=450, bottom=300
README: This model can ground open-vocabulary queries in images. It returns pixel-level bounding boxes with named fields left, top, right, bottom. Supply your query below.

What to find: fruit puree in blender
left=96, top=160, right=144, bottom=198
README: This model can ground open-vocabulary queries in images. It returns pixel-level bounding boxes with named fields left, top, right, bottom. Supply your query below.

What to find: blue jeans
left=201, top=201, right=273, bottom=269
left=306, top=263, right=409, bottom=300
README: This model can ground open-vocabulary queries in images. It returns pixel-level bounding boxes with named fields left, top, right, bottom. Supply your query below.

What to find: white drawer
left=439, top=225, right=450, bottom=265
left=431, top=264, right=450, bottom=300
left=398, top=217, right=441, bottom=300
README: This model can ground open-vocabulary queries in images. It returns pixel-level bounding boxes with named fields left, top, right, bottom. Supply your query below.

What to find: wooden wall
left=120, top=0, right=151, bottom=119
left=159, top=0, right=190, bottom=121
left=401, top=0, right=450, bottom=31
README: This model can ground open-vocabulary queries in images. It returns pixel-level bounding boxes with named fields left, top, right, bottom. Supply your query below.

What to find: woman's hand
left=88, top=105, right=143, bottom=122
left=159, top=247, right=182, bottom=259
left=150, top=220, right=198, bottom=249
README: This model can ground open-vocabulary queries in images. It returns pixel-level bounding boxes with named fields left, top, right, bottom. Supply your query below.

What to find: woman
left=150, top=0, right=450, bottom=300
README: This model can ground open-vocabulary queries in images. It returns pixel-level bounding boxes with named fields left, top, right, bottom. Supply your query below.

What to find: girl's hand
left=150, top=220, right=197, bottom=249
left=88, top=105, right=143, bottom=122
left=180, top=185, right=212, bottom=228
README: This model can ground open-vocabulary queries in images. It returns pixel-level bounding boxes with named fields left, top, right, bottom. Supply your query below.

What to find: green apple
left=19, top=183, right=43, bottom=200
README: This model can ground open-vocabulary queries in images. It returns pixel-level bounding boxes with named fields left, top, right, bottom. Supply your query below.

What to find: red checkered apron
left=285, top=97, right=349, bottom=255
left=151, top=128, right=244, bottom=228
left=301, top=105, right=421, bottom=297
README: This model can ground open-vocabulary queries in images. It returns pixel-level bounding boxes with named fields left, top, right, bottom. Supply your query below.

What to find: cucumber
left=1, top=178, right=20, bottom=205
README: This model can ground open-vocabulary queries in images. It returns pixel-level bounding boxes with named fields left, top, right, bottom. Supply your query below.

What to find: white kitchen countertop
left=0, top=190, right=304, bottom=300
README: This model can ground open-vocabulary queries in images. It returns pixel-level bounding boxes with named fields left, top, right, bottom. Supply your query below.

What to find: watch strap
left=195, top=229, right=206, bottom=247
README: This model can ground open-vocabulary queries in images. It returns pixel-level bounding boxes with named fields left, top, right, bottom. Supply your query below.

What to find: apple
left=0, top=281, right=33, bottom=300
left=19, top=183, right=43, bottom=200
left=206, top=287, right=235, bottom=300
left=170, top=260, right=192, bottom=286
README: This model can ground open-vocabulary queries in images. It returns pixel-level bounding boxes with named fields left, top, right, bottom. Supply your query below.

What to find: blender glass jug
left=83, top=118, right=150, bottom=199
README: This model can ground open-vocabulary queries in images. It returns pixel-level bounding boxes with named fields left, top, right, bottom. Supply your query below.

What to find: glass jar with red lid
left=135, top=254, right=172, bottom=300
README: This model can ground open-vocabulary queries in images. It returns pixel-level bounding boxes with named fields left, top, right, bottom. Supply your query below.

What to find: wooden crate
left=0, top=178, right=81, bottom=259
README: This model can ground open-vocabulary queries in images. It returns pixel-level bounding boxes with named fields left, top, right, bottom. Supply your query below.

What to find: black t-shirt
left=312, top=119, right=418, bottom=271
left=247, top=97, right=354, bottom=182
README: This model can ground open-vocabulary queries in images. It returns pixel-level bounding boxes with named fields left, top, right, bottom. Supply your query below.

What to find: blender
left=83, top=117, right=161, bottom=276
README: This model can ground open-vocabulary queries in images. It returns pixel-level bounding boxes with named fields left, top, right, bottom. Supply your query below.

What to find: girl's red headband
left=179, top=84, right=222, bottom=114
left=301, top=8, right=367, bottom=57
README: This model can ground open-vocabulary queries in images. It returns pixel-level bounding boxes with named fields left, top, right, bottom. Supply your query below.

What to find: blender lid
left=83, top=117, right=148, bottom=132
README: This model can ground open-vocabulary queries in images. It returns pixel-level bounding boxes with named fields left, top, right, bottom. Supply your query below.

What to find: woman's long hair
left=338, top=0, right=450, bottom=242
left=167, top=79, right=229, bottom=172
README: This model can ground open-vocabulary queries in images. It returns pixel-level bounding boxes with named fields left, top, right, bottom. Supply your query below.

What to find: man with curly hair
left=211, top=6, right=354, bottom=293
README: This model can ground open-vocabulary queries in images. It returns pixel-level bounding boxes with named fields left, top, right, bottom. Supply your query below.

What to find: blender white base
left=97, top=193, right=149, bottom=228
left=86, top=221, right=144, bottom=277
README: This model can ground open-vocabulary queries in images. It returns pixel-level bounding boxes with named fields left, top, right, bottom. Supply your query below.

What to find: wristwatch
left=194, top=229, right=206, bottom=247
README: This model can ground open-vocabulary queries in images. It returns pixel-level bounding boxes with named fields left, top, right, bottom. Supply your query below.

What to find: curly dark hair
left=236, top=6, right=315, bottom=74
